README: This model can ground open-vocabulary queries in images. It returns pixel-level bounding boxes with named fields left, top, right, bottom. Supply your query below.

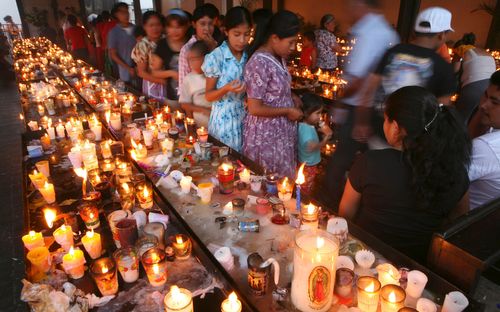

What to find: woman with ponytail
left=339, top=86, right=471, bottom=263
left=243, top=10, right=303, bottom=178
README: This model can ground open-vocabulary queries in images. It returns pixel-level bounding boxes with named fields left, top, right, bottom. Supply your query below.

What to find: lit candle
left=113, top=247, right=140, bottom=283
left=221, top=292, right=242, bottom=312
left=295, top=163, right=306, bottom=213
left=277, top=177, right=293, bottom=201
left=174, top=111, right=185, bottom=132
left=179, top=176, right=192, bottom=194
left=218, top=163, right=235, bottom=194
left=164, top=285, right=194, bottom=312
left=196, top=126, right=208, bottom=143
left=172, top=234, right=192, bottom=260
left=22, top=230, right=44, bottom=251
left=47, top=126, right=56, bottom=140
left=377, top=263, right=401, bottom=287
left=136, top=182, right=153, bottom=209
left=90, top=120, right=102, bottom=141
left=29, top=169, right=47, bottom=189
left=380, top=285, right=405, bottom=312
left=44, top=208, right=57, bottom=228
left=104, top=110, right=111, bottom=125
left=90, top=257, right=119, bottom=295
left=53, top=224, right=74, bottom=251
left=100, top=140, right=113, bottom=159
left=81, top=229, right=102, bottom=259
left=74, top=167, right=88, bottom=196
left=141, top=248, right=168, bottom=287
left=239, top=168, right=251, bottom=184
left=40, top=134, right=51, bottom=150
left=291, top=230, right=339, bottom=312
left=110, top=111, right=122, bottom=130
left=300, top=203, right=319, bottom=230
left=143, top=129, right=154, bottom=148
left=62, top=246, right=86, bottom=279
left=357, top=276, right=381, bottom=312
left=39, top=181, right=56, bottom=204
left=130, top=139, right=147, bottom=160
left=416, top=298, right=437, bottom=312
left=56, top=122, right=65, bottom=138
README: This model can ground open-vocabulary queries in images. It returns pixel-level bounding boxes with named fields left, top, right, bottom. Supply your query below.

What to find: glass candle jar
left=113, top=247, right=139, bottom=283
left=118, top=182, right=135, bottom=210
left=136, top=181, right=153, bottom=209
left=300, top=203, right=319, bottom=231
left=88, top=168, right=103, bottom=187
left=334, top=268, right=354, bottom=298
left=271, top=203, right=289, bottom=225
left=141, top=247, right=168, bottom=287
left=107, top=210, right=131, bottom=248
left=380, top=285, right=406, bottom=312
left=78, top=202, right=100, bottom=229
left=172, top=234, right=192, bottom=260
left=164, top=285, right=193, bottom=312
left=90, top=257, right=119, bottom=296
left=256, top=198, right=271, bottom=215
left=115, top=162, right=132, bottom=184
left=277, top=176, right=293, bottom=201
left=100, top=140, right=113, bottom=159
left=231, top=198, right=245, bottom=216
left=356, top=276, right=381, bottom=312
left=135, top=234, right=159, bottom=258
left=100, top=158, right=115, bottom=173
left=218, top=163, right=235, bottom=194
left=265, top=174, right=278, bottom=195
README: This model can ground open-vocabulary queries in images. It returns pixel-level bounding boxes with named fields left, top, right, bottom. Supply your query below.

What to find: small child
left=179, top=41, right=212, bottom=127
left=298, top=93, right=332, bottom=194
left=299, top=31, right=317, bottom=69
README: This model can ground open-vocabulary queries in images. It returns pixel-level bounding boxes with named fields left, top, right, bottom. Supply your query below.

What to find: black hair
left=189, top=40, right=210, bottom=56
left=101, top=10, right=111, bottom=20
left=453, top=39, right=463, bottom=49
left=142, top=11, right=165, bottom=27
left=166, top=11, right=190, bottom=27
left=303, top=31, right=315, bottom=42
left=491, top=70, right=500, bottom=88
left=249, top=10, right=300, bottom=55
left=385, top=86, right=471, bottom=213
left=320, top=14, right=335, bottom=29
left=360, top=0, right=380, bottom=7
left=193, top=3, right=218, bottom=22
left=133, top=26, right=145, bottom=38
left=3, top=15, right=12, bottom=22
left=111, top=2, right=129, bottom=18
left=301, top=93, right=324, bottom=116
left=461, top=32, right=476, bottom=46
left=67, top=14, right=78, bottom=27
left=414, top=31, right=440, bottom=38
left=224, top=6, right=251, bottom=31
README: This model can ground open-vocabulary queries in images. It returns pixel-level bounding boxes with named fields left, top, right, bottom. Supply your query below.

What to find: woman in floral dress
left=315, top=14, right=339, bottom=70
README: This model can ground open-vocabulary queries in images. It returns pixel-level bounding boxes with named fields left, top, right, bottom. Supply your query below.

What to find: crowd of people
left=59, top=0, right=499, bottom=263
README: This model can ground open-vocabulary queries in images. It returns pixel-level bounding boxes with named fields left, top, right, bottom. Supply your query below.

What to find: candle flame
left=281, top=177, right=289, bottom=188
left=153, top=263, right=159, bottom=274
left=316, top=236, right=325, bottom=249
left=130, top=149, right=137, bottom=161
left=221, top=163, right=232, bottom=172
left=388, top=291, right=396, bottom=303
left=19, top=113, right=24, bottom=120
left=95, top=174, right=102, bottom=184
left=228, top=292, right=238, bottom=306
left=143, top=187, right=149, bottom=197
left=43, top=181, right=50, bottom=188
left=29, top=230, right=35, bottom=238
left=170, top=285, right=181, bottom=300
left=130, top=138, right=138, bottom=149
left=74, top=168, right=87, bottom=179
left=86, top=229, right=94, bottom=238
left=307, top=203, right=316, bottom=214
left=44, top=208, right=57, bottom=228
left=296, top=163, right=306, bottom=185
left=105, top=110, right=110, bottom=124
left=69, top=245, right=75, bottom=256
left=33, top=169, right=38, bottom=175
left=176, top=235, right=183, bottom=244
left=365, top=282, right=375, bottom=292
left=165, top=106, right=171, bottom=113
left=102, top=264, right=109, bottom=274
left=122, top=183, right=130, bottom=192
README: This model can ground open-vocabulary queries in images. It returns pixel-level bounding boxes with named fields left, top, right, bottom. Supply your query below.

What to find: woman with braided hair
left=339, top=86, right=471, bottom=263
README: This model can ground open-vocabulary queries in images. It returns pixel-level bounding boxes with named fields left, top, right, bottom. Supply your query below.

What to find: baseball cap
left=414, top=7, right=454, bottom=33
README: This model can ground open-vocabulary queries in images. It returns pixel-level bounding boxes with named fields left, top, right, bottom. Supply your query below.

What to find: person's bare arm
left=136, top=61, right=165, bottom=84
left=339, top=178, right=361, bottom=220
left=180, top=102, right=211, bottom=117
left=247, top=98, right=303, bottom=120
left=205, top=77, right=245, bottom=102
left=109, top=48, right=134, bottom=74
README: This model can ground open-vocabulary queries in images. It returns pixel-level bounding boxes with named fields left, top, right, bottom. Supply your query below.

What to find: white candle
left=47, top=127, right=56, bottom=140
left=53, top=224, right=74, bottom=251
left=22, top=230, right=45, bottom=251
left=39, top=181, right=56, bottom=204
left=56, top=123, right=65, bottom=138
left=110, top=112, right=122, bottom=130
left=239, top=168, right=251, bottom=184
left=221, top=292, right=242, bottom=312
left=68, top=149, right=82, bottom=169
left=62, top=246, right=86, bottom=279
left=442, top=291, right=469, bottom=312
left=142, top=129, right=153, bottom=148
left=90, top=122, right=102, bottom=141
left=291, top=230, right=338, bottom=312
left=214, top=246, right=234, bottom=271
left=81, top=229, right=102, bottom=259
left=179, top=176, right=192, bottom=194
left=376, top=263, right=400, bottom=286
left=164, top=285, right=193, bottom=312
left=416, top=298, right=437, bottom=312
left=406, top=270, right=428, bottom=299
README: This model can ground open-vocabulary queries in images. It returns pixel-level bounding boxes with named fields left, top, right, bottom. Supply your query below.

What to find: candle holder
left=100, top=158, right=115, bottom=173
left=174, top=111, right=185, bottom=132
left=110, top=141, right=125, bottom=156
left=277, top=177, right=293, bottom=201
left=100, top=140, right=113, bottom=159
left=94, top=176, right=112, bottom=200
left=271, top=203, right=289, bottom=225
left=82, top=191, right=102, bottom=206
left=135, top=234, right=159, bottom=258
left=107, top=210, right=131, bottom=248
left=256, top=198, right=271, bottom=215
left=27, top=246, right=52, bottom=273
left=53, top=224, right=74, bottom=251
left=300, top=203, right=319, bottom=231
left=141, top=247, right=168, bottom=287
left=334, top=268, right=354, bottom=298
left=377, top=263, right=401, bottom=287
left=118, top=182, right=135, bottom=210
left=232, top=198, right=245, bottom=216
left=221, top=292, right=242, bottom=312
left=115, top=162, right=132, bottom=184
left=136, top=181, right=153, bottom=209
left=164, top=285, right=193, bottom=312
left=265, top=174, right=278, bottom=195
left=78, top=202, right=100, bottom=229
left=113, top=247, right=139, bottom=283
left=115, top=218, right=138, bottom=248
left=380, top=284, right=405, bottom=312
left=88, top=168, right=103, bottom=187
left=356, top=276, right=381, bottom=312
left=218, top=163, right=235, bottom=194
left=144, top=222, right=165, bottom=249
left=291, top=230, right=339, bottom=312
left=172, top=234, right=192, bottom=260
left=90, top=257, right=119, bottom=296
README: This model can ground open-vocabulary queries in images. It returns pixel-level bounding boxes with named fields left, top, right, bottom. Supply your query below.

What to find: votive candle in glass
left=239, top=168, right=251, bottom=184
left=356, top=276, right=381, bottom=312
left=110, top=111, right=122, bottom=130
left=135, top=234, right=159, bottom=258
left=136, top=181, right=153, bottom=209
left=218, top=163, right=235, bottom=194
left=90, top=257, right=119, bottom=295
left=100, top=158, right=115, bottom=172
left=144, top=222, right=165, bottom=249
left=35, top=160, right=50, bottom=177
left=115, top=218, right=138, bottom=248
left=172, top=234, right=192, bottom=260
left=113, top=246, right=139, bottom=283
left=62, top=246, right=85, bottom=279
left=164, top=285, right=193, bottom=312
left=81, top=229, right=102, bottom=259
left=100, top=140, right=113, bottom=159
left=221, top=292, right=242, bottom=312
left=277, top=176, right=293, bottom=201
left=179, top=176, right=192, bottom=195
left=78, top=202, right=100, bottom=229
left=380, top=285, right=406, bottom=312
left=118, top=182, right=135, bottom=210
left=300, top=203, right=319, bottom=231
left=196, top=127, right=208, bottom=143
left=335, top=268, right=354, bottom=298
left=141, top=247, right=168, bottom=287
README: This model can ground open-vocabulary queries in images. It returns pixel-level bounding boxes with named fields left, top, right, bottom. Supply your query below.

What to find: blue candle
left=296, top=184, right=301, bottom=213
left=295, top=163, right=306, bottom=213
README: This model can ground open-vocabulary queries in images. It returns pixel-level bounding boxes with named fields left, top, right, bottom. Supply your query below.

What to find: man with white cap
left=353, top=6, right=457, bottom=143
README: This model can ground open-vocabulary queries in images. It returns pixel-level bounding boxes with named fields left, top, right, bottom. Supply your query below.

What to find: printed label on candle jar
left=248, top=269, right=268, bottom=296
left=308, top=266, right=331, bottom=309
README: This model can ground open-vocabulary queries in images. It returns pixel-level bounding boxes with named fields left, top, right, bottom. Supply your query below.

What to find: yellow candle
left=39, top=181, right=56, bottom=204
left=221, top=292, right=242, bottom=312
left=380, top=285, right=405, bottom=312
left=22, top=230, right=44, bottom=250
left=239, top=168, right=251, bottom=184
left=62, top=246, right=86, bottom=279
left=357, top=276, right=381, bottom=312
left=27, top=246, right=51, bottom=273
left=164, top=285, right=194, bottom=312
left=81, top=229, right=102, bottom=259
left=29, top=169, right=47, bottom=189
left=53, top=224, right=74, bottom=251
